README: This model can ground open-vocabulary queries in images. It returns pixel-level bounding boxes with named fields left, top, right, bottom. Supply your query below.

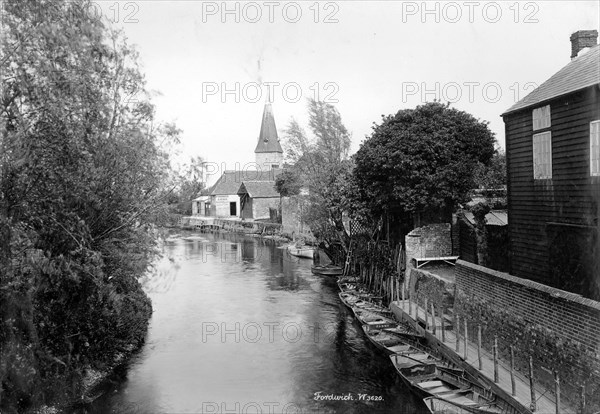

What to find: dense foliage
left=0, top=1, right=180, bottom=410
left=352, top=102, right=496, bottom=223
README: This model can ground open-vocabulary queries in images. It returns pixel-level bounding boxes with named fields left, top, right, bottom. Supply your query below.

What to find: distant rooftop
left=237, top=180, right=279, bottom=198
left=210, top=170, right=280, bottom=196
left=463, top=210, right=508, bottom=227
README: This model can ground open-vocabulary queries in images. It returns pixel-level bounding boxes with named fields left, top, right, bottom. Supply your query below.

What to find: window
left=533, top=131, right=552, bottom=179
left=591, top=120, right=600, bottom=176
left=532, top=105, right=551, bottom=131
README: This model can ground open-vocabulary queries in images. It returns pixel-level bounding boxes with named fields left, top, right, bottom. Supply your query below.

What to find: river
left=88, top=232, right=425, bottom=413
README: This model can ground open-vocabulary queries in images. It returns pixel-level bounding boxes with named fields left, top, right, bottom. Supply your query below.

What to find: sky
left=103, top=0, right=599, bottom=182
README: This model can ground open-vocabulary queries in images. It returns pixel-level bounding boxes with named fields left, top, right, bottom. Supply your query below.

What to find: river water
left=89, top=232, right=425, bottom=414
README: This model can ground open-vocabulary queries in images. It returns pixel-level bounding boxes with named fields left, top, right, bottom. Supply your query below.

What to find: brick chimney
left=570, top=30, right=598, bottom=59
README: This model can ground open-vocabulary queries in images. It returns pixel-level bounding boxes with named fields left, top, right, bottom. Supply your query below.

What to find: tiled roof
left=237, top=180, right=279, bottom=198
left=210, top=170, right=280, bottom=196
left=463, top=210, right=508, bottom=226
left=254, top=103, right=283, bottom=154
left=503, top=45, right=600, bottom=115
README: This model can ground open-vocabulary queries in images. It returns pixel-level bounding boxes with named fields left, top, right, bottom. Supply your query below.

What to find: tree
left=473, top=150, right=506, bottom=189
left=352, top=102, right=496, bottom=226
left=0, top=1, right=179, bottom=410
left=274, top=169, right=301, bottom=197
left=278, top=99, right=353, bottom=263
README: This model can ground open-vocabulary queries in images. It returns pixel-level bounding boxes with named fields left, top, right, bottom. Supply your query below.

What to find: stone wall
left=405, top=223, right=452, bottom=268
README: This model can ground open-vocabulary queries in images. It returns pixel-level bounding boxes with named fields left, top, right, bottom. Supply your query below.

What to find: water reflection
left=87, top=232, right=425, bottom=414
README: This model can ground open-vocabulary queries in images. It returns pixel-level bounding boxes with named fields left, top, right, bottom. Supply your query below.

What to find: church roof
left=254, top=103, right=283, bottom=154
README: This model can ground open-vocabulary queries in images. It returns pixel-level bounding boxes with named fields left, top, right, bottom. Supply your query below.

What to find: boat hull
left=287, top=246, right=314, bottom=258
left=311, top=265, right=343, bottom=276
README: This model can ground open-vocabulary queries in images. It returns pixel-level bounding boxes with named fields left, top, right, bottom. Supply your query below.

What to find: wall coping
left=456, top=259, right=600, bottom=311
left=409, top=267, right=455, bottom=286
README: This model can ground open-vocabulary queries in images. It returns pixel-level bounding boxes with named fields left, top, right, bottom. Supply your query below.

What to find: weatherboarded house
left=238, top=180, right=280, bottom=220
left=209, top=170, right=278, bottom=217
left=502, top=31, right=600, bottom=298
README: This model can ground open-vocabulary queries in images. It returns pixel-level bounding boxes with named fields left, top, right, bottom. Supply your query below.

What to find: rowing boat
left=287, top=245, right=315, bottom=258
left=361, top=324, right=415, bottom=354
left=390, top=356, right=495, bottom=405
left=423, top=396, right=505, bottom=414
left=311, top=264, right=343, bottom=276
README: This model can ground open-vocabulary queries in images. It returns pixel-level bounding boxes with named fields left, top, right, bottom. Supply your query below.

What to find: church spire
left=254, top=101, right=283, bottom=154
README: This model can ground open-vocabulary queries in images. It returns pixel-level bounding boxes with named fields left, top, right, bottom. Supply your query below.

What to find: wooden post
left=402, top=283, right=406, bottom=310
left=529, top=356, right=536, bottom=412
left=430, top=302, right=436, bottom=335
left=477, top=325, right=482, bottom=370
left=424, top=298, right=429, bottom=330
left=440, top=304, right=445, bottom=342
left=463, top=319, right=468, bottom=360
left=510, top=346, right=516, bottom=396
left=493, top=336, right=499, bottom=383
left=579, top=384, right=586, bottom=414
left=554, top=371, right=560, bottom=414
left=455, top=314, right=460, bottom=352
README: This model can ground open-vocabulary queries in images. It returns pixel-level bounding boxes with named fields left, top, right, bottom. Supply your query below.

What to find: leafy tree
left=0, top=1, right=180, bottom=410
left=274, top=169, right=301, bottom=197
left=352, top=102, right=496, bottom=225
left=278, top=99, right=353, bottom=262
left=473, top=150, right=506, bottom=189
left=168, top=155, right=206, bottom=215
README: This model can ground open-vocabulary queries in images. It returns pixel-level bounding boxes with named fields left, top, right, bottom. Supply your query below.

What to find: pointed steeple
left=254, top=102, right=283, bottom=154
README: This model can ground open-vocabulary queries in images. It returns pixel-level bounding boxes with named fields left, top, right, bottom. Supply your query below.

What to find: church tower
left=254, top=102, right=283, bottom=170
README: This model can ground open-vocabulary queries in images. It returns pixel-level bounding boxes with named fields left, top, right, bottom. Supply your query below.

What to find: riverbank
left=178, top=215, right=319, bottom=245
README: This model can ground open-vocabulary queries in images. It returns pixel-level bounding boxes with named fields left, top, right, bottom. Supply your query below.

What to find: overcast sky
left=105, top=1, right=598, bottom=178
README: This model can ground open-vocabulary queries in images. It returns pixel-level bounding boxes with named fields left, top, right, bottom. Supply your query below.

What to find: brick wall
left=455, top=260, right=600, bottom=410
left=455, top=260, right=600, bottom=354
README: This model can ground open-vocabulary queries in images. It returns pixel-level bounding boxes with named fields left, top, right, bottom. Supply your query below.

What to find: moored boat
left=287, top=245, right=315, bottom=258
left=337, top=275, right=360, bottom=284
left=390, top=358, right=495, bottom=405
left=311, top=264, right=344, bottom=276
left=360, top=324, right=414, bottom=354
left=423, top=396, right=505, bottom=414
left=352, top=308, right=398, bottom=329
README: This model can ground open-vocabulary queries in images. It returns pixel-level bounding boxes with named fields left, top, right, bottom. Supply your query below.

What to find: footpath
left=390, top=299, right=576, bottom=414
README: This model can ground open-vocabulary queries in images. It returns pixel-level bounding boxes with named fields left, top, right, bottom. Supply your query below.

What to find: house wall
left=251, top=197, right=279, bottom=220
left=504, top=87, right=600, bottom=297
left=211, top=194, right=240, bottom=217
